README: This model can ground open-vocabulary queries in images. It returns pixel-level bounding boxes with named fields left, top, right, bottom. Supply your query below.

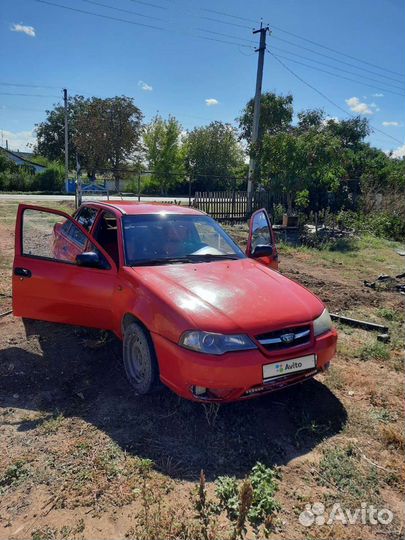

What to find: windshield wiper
left=131, top=257, right=196, bottom=267
left=186, top=254, right=240, bottom=261
left=131, top=254, right=240, bottom=266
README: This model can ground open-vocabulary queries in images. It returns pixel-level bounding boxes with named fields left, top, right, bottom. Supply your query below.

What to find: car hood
left=131, top=259, right=325, bottom=335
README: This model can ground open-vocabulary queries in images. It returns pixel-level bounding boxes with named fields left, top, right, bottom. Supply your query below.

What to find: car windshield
left=123, top=214, right=245, bottom=266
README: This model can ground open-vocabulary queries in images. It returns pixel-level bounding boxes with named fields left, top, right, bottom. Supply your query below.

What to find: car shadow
left=0, top=319, right=347, bottom=481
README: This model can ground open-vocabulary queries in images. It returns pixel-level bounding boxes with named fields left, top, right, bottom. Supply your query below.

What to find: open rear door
left=246, top=208, right=279, bottom=270
left=13, top=204, right=118, bottom=330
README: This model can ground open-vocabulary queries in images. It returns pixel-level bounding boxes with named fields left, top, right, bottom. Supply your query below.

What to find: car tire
left=123, top=322, right=160, bottom=395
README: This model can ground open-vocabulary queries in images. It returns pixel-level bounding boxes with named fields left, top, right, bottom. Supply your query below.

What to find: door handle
left=14, top=267, right=32, bottom=278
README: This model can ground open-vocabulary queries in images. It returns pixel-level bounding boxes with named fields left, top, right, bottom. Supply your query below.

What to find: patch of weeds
left=0, top=460, right=29, bottom=493
left=32, top=520, right=85, bottom=540
left=358, top=341, right=390, bottom=362
left=325, top=366, right=345, bottom=391
left=370, top=407, right=398, bottom=424
left=318, top=444, right=379, bottom=501
left=377, top=308, right=402, bottom=322
left=40, top=412, right=65, bottom=435
left=215, top=462, right=280, bottom=537
left=380, top=424, right=404, bottom=451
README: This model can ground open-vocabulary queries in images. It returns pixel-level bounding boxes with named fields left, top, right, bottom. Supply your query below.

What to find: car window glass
left=123, top=214, right=245, bottom=264
left=251, top=211, right=272, bottom=252
left=22, top=208, right=107, bottom=266
left=75, top=206, right=98, bottom=232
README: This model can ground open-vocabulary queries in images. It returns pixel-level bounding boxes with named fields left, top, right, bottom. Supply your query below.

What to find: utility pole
left=63, top=88, right=69, bottom=192
left=247, top=23, right=269, bottom=214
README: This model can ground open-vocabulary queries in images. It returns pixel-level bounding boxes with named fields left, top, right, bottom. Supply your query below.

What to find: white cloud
left=138, top=80, right=153, bottom=91
left=205, top=98, right=219, bottom=106
left=372, top=93, right=384, bottom=98
left=1, top=129, right=35, bottom=151
left=345, top=96, right=373, bottom=115
left=10, top=23, right=36, bottom=37
left=382, top=121, right=400, bottom=126
left=391, top=144, right=405, bottom=159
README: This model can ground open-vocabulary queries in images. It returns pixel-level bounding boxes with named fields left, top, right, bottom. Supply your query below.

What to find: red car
left=13, top=202, right=337, bottom=402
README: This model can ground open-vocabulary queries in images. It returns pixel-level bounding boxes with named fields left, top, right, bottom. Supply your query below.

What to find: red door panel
left=13, top=204, right=118, bottom=330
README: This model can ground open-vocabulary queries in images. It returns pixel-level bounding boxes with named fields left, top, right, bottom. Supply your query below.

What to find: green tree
left=261, top=129, right=344, bottom=214
left=296, top=108, right=325, bottom=133
left=35, top=95, right=87, bottom=169
left=325, top=116, right=370, bottom=149
left=184, top=121, right=244, bottom=191
left=238, top=92, right=293, bottom=142
left=143, top=115, right=184, bottom=195
left=36, top=95, right=143, bottom=190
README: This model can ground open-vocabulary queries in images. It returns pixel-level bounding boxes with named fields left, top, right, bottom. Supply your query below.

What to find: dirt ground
left=0, top=200, right=404, bottom=540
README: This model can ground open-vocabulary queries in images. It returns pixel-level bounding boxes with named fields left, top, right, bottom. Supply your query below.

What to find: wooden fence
left=193, top=191, right=274, bottom=222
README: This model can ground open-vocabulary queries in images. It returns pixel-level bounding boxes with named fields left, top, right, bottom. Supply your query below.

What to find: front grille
left=256, top=325, right=311, bottom=351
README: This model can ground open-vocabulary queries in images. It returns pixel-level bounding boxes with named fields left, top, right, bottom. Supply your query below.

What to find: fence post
left=188, top=175, right=192, bottom=207
left=137, top=174, right=141, bottom=202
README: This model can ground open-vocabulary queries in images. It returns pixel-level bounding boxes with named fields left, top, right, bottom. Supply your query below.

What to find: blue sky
left=1, top=0, right=404, bottom=156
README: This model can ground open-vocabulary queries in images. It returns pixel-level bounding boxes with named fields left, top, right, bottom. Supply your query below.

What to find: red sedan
left=12, top=202, right=337, bottom=402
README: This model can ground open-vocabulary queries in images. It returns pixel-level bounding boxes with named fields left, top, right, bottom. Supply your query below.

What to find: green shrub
left=34, top=162, right=65, bottom=191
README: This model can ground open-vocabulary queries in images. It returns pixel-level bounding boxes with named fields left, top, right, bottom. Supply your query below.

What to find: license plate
left=263, top=354, right=316, bottom=382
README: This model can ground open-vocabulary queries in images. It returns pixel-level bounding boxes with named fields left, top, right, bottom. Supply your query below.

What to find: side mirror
left=252, top=244, right=273, bottom=258
left=76, top=251, right=109, bottom=269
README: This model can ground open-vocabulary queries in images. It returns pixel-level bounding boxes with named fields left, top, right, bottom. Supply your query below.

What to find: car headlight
left=313, top=308, right=333, bottom=336
left=179, top=331, right=257, bottom=355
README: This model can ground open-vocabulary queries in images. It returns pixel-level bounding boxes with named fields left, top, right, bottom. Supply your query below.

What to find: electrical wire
left=267, top=50, right=404, bottom=146
left=202, top=7, right=404, bottom=78
left=269, top=54, right=404, bottom=97
left=80, top=0, right=163, bottom=20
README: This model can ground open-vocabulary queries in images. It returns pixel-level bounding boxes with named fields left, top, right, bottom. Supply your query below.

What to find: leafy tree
left=238, top=92, right=293, bottom=142
left=35, top=95, right=87, bottom=169
left=325, top=117, right=370, bottom=149
left=36, top=95, right=143, bottom=190
left=184, top=121, right=244, bottom=191
left=103, top=96, right=143, bottom=190
left=261, top=129, right=344, bottom=214
left=143, top=115, right=184, bottom=195
left=296, top=108, right=325, bottom=133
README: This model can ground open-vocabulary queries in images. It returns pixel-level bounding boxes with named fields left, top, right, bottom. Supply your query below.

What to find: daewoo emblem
left=280, top=333, right=295, bottom=344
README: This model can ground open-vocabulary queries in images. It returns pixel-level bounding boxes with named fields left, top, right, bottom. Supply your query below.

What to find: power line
left=0, top=81, right=62, bottom=90
left=33, top=0, right=165, bottom=30
left=201, top=7, right=404, bottom=78
left=269, top=22, right=405, bottom=79
left=80, top=0, right=163, bottom=20
left=270, top=54, right=404, bottom=97
left=197, top=28, right=405, bottom=90
left=127, top=0, right=167, bottom=9
left=269, top=46, right=405, bottom=93
left=267, top=50, right=404, bottom=146
left=0, top=92, right=60, bottom=98
left=271, top=35, right=405, bottom=86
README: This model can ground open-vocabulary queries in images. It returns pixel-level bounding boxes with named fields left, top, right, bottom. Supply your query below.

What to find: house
left=0, top=146, right=46, bottom=174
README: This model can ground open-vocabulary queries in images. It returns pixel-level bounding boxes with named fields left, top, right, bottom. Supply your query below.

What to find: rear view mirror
left=76, top=251, right=109, bottom=269
left=252, top=244, right=273, bottom=258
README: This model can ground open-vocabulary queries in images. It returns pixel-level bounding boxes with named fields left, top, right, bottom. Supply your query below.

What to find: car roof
left=85, top=201, right=206, bottom=216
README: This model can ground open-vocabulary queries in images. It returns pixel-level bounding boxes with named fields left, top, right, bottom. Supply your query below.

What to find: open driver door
left=246, top=208, right=279, bottom=270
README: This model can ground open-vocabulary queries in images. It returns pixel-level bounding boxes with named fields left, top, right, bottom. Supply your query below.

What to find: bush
left=336, top=209, right=405, bottom=242
left=34, top=162, right=65, bottom=192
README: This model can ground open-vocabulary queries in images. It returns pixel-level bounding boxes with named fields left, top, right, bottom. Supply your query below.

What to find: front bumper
left=152, top=329, right=337, bottom=402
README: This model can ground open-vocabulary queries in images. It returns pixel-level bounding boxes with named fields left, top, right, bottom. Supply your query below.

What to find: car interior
left=93, top=211, right=119, bottom=266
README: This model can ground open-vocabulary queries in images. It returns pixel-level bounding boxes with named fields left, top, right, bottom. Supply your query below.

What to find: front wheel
left=123, top=322, right=159, bottom=395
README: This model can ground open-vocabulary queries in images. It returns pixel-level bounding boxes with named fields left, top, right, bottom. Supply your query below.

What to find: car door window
left=251, top=210, right=272, bottom=252
left=93, top=211, right=119, bottom=266
left=22, top=208, right=108, bottom=266
left=75, top=206, right=98, bottom=232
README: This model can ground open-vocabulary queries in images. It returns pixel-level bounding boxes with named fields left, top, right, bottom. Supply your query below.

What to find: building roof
left=0, top=147, right=46, bottom=172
